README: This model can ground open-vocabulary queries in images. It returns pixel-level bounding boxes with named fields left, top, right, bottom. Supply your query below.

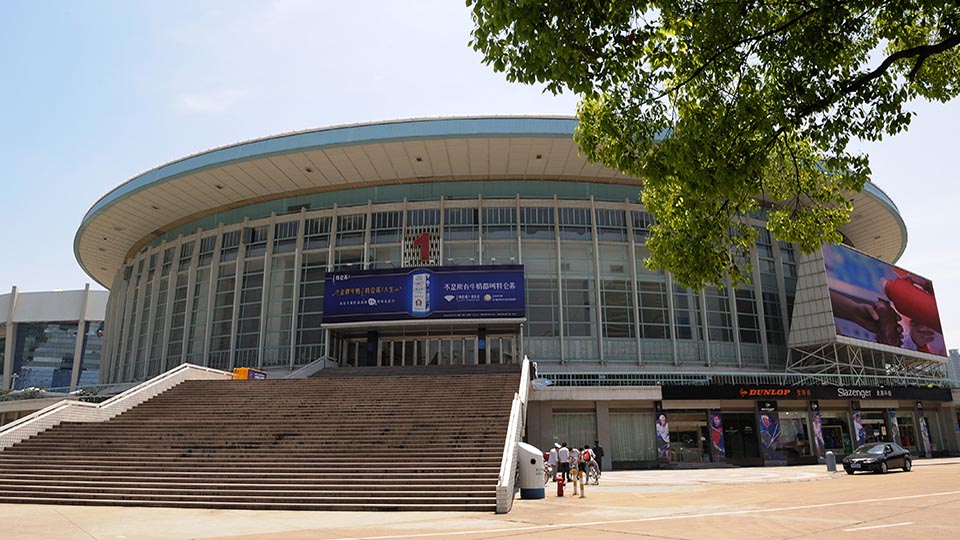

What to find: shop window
left=821, top=413, right=853, bottom=454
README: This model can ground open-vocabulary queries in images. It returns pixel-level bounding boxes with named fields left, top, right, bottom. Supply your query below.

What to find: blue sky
left=2, top=1, right=958, bottom=351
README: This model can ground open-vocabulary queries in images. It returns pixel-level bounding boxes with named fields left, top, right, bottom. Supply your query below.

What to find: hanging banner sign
left=322, top=265, right=525, bottom=324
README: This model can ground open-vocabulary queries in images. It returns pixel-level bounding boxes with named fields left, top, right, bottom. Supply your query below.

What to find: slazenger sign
left=836, top=387, right=888, bottom=399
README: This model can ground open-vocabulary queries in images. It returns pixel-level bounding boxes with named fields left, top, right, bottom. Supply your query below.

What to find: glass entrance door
left=669, top=415, right=707, bottom=463
left=331, top=333, right=518, bottom=367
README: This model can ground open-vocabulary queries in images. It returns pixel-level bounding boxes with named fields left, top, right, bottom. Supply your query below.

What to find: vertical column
left=116, top=263, right=138, bottom=381
left=552, top=197, right=566, bottom=363
left=180, top=229, right=202, bottom=365
left=140, top=249, right=164, bottom=380
left=752, top=242, right=770, bottom=368
left=257, top=215, right=278, bottom=369
left=590, top=197, right=604, bottom=364
left=666, top=273, right=678, bottom=366
left=69, top=284, right=92, bottom=390
left=126, top=253, right=149, bottom=381
left=201, top=225, right=225, bottom=366
left=159, top=237, right=183, bottom=371
left=625, top=203, right=643, bottom=366
left=771, top=239, right=791, bottom=363
left=290, top=209, right=307, bottom=368
left=2, top=286, right=18, bottom=390
left=477, top=194, right=484, bottom=262
left=728, top=285, right=742, bottom=369
left=700, top=290, right=711, bottom=367
left=228, top=223, right=249, bottom=370
left=595, top=401, right=611, bottom=471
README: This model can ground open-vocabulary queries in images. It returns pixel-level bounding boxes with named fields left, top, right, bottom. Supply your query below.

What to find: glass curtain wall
left=104, top=191, right=794, bottom=383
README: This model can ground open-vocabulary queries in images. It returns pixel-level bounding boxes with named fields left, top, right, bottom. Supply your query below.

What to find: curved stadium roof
left=75, top=116, right=907, bottom=288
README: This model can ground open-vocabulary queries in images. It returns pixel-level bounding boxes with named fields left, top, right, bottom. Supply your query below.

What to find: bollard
left=825, top=451, right=837, bottom=472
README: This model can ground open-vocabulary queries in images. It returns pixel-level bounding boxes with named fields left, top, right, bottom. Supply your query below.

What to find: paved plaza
left=3, top=458, right=959, bottom=540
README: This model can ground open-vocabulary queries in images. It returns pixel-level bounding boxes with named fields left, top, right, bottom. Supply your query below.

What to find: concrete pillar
left=3, top=286, right=19, bottom=390
left=69, top=284, right=92, bottom=390
left=595, top=401, right=612, bottom=471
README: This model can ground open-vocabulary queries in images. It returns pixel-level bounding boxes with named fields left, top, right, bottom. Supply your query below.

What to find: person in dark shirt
left=592, top=440, right=605, bottom=472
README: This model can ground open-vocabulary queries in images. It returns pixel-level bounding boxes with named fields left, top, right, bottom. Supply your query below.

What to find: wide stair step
left=0, top=364, right=519, bottom=512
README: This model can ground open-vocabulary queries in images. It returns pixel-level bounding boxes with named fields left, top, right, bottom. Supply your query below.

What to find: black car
left=842, top=442, right=912, bottom=474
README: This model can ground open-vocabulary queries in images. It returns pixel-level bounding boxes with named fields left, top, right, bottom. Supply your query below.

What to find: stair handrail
left=283, top=356, right=340, bottom=379
left=0, top=363, right=231, bottom=450
left=496, top=356, right=531, bottom=514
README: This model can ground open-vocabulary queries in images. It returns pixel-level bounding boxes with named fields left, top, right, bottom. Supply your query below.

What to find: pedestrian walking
left=548, top=443, right=559, bottom=482
left=557, top=442, right=570, bottom=482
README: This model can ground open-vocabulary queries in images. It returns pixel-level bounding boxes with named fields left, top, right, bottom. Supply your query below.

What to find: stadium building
left=75, top=116, right=960, bottom=468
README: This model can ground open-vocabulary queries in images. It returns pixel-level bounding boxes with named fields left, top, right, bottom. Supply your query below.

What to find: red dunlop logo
left=739, top=388, right=792, bottom=397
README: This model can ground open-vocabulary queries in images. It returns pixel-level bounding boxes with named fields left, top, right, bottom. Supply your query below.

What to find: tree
left=468, top=1, right=960, bottom=289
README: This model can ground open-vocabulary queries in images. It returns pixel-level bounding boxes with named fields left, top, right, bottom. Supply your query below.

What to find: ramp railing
left=496, top=355, right=531, bottom=514
left=0, top=363, right=231, bottom=450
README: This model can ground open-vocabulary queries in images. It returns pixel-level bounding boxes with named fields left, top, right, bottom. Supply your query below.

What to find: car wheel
left=845, top=468, right=855, bottom=475
left=879, top=461, right=888, bottom=474
left=903, top=459, right=912, bottom=472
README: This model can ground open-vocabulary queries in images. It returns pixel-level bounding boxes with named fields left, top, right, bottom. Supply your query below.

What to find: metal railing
left=283, top=356, right=340, bottom=379
left=0, top=382, right=139, bottom=403
left=0, top=363, right=231, bottom=450
left=538, top=370, right=960, bottom=389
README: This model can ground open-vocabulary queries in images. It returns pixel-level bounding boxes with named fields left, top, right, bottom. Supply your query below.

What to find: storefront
left=526, top=383, right=957, bottom=470
left=658, top=384, right=955, bottom=465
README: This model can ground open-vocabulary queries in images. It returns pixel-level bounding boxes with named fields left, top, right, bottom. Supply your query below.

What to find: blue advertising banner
left=322, top=265, right=525, bottom=324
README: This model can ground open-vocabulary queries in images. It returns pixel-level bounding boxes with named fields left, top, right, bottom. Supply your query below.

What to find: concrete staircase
left=0, top=364, right=521, bottom=511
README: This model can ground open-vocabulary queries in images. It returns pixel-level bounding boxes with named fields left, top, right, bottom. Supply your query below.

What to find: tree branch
left=798, top=33, right=960, bottom=117
left=662, top=5, right=825, bottom=98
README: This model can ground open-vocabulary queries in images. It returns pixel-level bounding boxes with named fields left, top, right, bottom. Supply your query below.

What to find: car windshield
left=854, top=444, right=886, bottom=455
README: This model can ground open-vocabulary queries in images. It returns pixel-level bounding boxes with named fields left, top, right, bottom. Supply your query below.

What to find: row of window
left=105, top=202, right=799, bottom=383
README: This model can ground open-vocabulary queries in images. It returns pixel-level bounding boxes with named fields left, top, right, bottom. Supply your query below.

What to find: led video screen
left=823, top=243, right=946, bottom=357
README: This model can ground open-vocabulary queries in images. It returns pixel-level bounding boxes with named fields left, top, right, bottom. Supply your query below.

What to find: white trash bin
left=517, top=442, right=545, bottom=499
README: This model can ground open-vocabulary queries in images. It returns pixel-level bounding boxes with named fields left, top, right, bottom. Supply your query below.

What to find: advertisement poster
left=823, top=243, right=946, bottom=357
left=758, top=410, right=785, bottom=464
left=918, top=416, right=933, bottom=458
left=811, top=410, right=825, bottom=459
left=322, top=265, right=525, bottom=324
left=656, top=412, right=670, bottom=460
left=888, top=410, right=900, bottom=443
left=852, top=410, right=866, bottom=447
left=709, top=411, right=725, bottom=462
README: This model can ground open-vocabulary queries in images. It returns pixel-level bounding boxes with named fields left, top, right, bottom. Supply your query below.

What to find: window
left=370, top=211, right=401, bottom=244
left=596, top=208, right=628, bottom=242
left=197, top=236, right=216, bottom=267
left=483, top=207, right=517, bottom=239
left=558, top=207, right=591, bottom=240
left=220, top=230, right=240, bottom=262
left=521, top=207, right=555, bottom=239
left=638, top=281, right=669, bottom=339
left=703, top=287, right=733, bottom=342
left=178, top=241, right=194, bottom=271
left=631, top=211, right=656, bottom=242
left=304, top=216, right=332, bottom=251
left=735, top=288, right=761, bottom=344
left=444, top=207, right=479, bottom=241
left=335, top=214, right=366, bottom=247
left=273, top=221, right=299, bottom=254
